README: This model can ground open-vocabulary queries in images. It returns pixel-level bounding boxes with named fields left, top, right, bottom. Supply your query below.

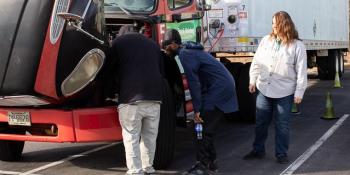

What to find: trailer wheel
left=153, top=79, right=176, bottom=169
left=0, top=130, right=25, bottom=161
left=225, top=62, right=243, bottom=87
left=316, top=56, right=331, bottom=80
left=317, top=50, right=337, bottom=80
left=224, top=62, right=243, bottom=121
left=237, top=63, right=256, bottom=123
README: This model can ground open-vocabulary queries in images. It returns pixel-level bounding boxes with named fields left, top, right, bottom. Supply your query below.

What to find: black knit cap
left=162, top=29, right=182, bottom=48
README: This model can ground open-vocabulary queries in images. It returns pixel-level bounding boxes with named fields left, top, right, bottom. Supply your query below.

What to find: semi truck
left=199, top=0, right=349, bottom=121
left=0, top=0, right=209, bottom=169
left=2, top=0, right=348, bottom=169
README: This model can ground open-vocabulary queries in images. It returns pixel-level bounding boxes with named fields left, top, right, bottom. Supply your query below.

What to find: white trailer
left=201, top=0, right=348, bottom=121
left=203, top=0, right=349, bottom=79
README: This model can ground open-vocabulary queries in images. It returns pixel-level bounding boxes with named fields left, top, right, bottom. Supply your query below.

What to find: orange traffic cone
left=291, top=103, right=301, bottom=114
left=321, top=91, right=338, bottom=120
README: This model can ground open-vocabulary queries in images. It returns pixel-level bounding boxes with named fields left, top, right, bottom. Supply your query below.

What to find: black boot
left=183, top=162, right=210, bottom=175
left=243, top=150, right=265, bottom=160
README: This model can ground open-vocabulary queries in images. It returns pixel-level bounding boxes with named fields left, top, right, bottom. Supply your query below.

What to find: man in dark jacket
left=163, top=29, right=238, bottom=175
left=110, top=25, right=162, bottom=175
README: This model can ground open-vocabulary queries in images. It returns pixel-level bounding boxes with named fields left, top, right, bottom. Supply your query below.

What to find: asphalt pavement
left=1, top=68, right=350, bottom=175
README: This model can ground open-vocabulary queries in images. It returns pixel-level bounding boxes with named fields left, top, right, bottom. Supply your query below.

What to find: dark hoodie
left=179, top=41, right=238, bottom=113
left=110, top=33, right=162, bottom=103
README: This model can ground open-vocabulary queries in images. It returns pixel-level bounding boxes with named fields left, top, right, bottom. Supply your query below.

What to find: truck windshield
left=104, top=0, right=156, bottom=13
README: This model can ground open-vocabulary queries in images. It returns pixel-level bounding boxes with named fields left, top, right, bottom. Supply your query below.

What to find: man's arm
left=179, top=51, right=202, bottom=113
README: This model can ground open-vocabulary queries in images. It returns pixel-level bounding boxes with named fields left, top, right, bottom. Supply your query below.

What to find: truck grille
left=50, top=0, right=70, bottom=44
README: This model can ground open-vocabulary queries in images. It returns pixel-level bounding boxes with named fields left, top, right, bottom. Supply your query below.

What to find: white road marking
left=0, top=170, right=24, bottom=175
left=19, top=142, right=121, bottom=175
left=280, top=114, right=349, bottom=175
left=0, top=170, right=41, bottom=175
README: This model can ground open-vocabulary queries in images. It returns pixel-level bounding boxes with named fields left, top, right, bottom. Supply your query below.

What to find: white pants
left=118, top=102, right=161, bottom=175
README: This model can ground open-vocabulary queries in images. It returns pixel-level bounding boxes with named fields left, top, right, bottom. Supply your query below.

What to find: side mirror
left=196, top=0, right=211, bottom=11
left=204, top=4, right=211, bottom=11
left=57, top=12, right=105, bottom=45
left=57, top=12, right=83, bottom=23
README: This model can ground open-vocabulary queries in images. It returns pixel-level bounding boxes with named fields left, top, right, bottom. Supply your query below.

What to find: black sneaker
left=207, top=160, right=218, bottom=173
left=243, top=150, right=265, bottom=160
left=277, top=156, right=289, bottom=164
left=182, top=162, right=210, bottom=175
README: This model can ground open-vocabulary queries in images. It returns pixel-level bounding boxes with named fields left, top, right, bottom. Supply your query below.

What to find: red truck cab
left=0, top=0, right=208, bottom=168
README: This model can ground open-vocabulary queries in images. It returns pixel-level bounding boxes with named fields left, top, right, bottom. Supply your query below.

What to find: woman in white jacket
left=244, top=11, right=307, bottom=164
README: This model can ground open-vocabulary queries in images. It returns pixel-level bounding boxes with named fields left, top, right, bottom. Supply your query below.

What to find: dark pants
left=195, top=108, right=223, bottom=165
left=253, top=92, right=293, bottom=157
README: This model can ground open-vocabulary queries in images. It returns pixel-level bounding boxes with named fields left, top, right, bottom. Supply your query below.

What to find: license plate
left=8, top=111, right=31, bottom=126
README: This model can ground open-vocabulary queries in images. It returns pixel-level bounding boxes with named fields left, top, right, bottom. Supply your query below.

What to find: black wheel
left=316, top=56, right=328, bottom=80
left=0, top=130, right=25, bottom=161
left=317, top=50, right=338, bottom=80
left=237, top=63, right=256, bottom=123
left=224, top=62, right=243, bottom=121
left=225, top=62, right=243, bottom=87
left=153, top=79, right=176, bottom=169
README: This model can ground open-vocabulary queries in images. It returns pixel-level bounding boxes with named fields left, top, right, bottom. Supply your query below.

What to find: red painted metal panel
left=0, top=107, right=123, bottom=143
left=150, top=0, right=166, bottom=16
left=34, top=20, right=62, bottom=99
left=152, top=0, right=197, bottom=16
left=0, top=108, right=75, bottom=142
left=34, top=0, right=71, bottom=99
left=73, top=107, right=123, bottom=142
left=0, top=134, right=66, bottom=142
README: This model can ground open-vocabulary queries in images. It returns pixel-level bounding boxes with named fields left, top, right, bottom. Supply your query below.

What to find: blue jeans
left=253, top=92, right=293, bottom=158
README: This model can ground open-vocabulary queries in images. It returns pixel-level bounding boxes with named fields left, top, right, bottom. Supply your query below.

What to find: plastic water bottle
left=195, top=123, right=203, bottom=140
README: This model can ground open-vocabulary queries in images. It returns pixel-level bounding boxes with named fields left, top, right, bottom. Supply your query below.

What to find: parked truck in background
left=196, top=0, right=349, bottom=121
left=0, top=0, right=209, bottom=169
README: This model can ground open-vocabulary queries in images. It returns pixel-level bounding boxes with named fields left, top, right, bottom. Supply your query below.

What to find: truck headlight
left=61, top=48, right=105, bottom=97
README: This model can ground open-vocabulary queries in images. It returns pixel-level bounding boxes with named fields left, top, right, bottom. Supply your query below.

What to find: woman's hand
left=249, top=84, right=256, bottom=93
left=294, top=97, right=302, bottom=104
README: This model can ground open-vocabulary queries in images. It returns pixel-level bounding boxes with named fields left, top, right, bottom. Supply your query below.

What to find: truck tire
left=236, top=63, right=256, bottom=123
left=224, top=62, right=243, bottom=121
left=317, top=50, right=337, bottom=80
left=153, top=79, right=176, bottom=169
left=0, top=139, right=25, bottom=161
left=316, top=56, right=328, bottom=80
left=225, top=62, right=243, bottom=86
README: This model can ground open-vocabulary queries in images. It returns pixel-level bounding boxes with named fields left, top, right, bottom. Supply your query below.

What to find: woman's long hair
left=270, top=11, right=300, bottom=45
